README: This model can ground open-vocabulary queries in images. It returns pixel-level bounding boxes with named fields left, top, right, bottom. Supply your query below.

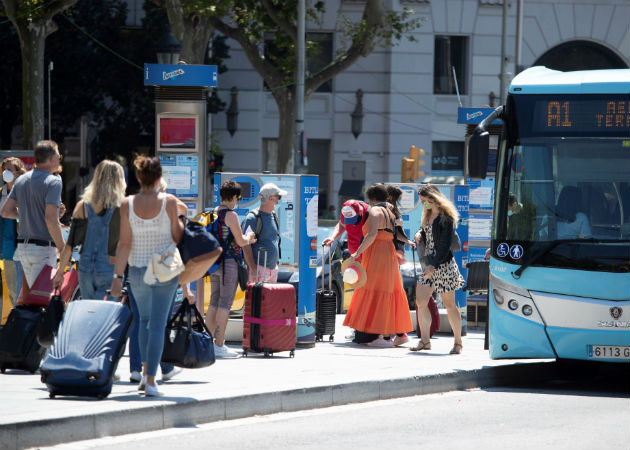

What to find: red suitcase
left=242, top=282, right=296, bottom=357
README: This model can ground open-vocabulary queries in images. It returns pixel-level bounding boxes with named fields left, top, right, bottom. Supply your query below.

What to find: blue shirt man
left=241, top=183, right=287, bottom=283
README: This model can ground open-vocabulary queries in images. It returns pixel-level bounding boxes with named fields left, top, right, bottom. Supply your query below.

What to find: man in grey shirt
left=1, top=140, right=64, bottom=287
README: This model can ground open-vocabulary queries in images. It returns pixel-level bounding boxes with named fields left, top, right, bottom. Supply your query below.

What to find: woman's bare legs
left=412, top=283, right=434, bottom=349
left=441, top=290, right=463, bottom=351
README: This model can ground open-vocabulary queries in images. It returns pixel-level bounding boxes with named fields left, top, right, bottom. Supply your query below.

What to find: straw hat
left=341, top=259, right=367, bottom=290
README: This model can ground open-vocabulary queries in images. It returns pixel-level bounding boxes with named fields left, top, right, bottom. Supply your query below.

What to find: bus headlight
left=508, top=299, right=519, bottom=310
left=493, top=289, right=505, bottom=305
left=522, top=304, right=533, bottom=316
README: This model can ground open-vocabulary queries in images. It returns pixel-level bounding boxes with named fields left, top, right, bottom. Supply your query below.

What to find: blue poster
left=159, top=154, right=199, bottom=198
left=467, top=178, right=494, bottom=210
left=297, top=176, right=318, bottom=344
left=453, top=185, right=470, bottom=332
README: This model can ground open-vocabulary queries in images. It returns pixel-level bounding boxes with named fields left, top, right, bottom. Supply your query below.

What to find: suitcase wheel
left=315, top=334, right=322, bottom=342
left=49, top=393, right=56, bottom=399
left=264, top=351, right=271, bottom=358
left=242, top=348, right=248, bottom=357
left=290, top=350, right=295, bottom=358
left=328, top=335, right=334, bottom=342
left=0, top=367, right=5, bottom=374
left=97, top=393, right=107, bottom=400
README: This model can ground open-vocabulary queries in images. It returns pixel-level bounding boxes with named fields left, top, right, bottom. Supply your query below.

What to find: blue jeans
left=127, top=266, right=178, bottom=377
left=127, top=282, right=174, bottom=374
left=78, top=270, right=113, bottom=300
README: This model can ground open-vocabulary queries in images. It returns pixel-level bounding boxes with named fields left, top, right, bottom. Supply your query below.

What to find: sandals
left=410, top=340, right=431, bottom=351
left=449, top=343, right=463, bottom=354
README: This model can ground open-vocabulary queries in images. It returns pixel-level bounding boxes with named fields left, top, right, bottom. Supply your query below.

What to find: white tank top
left=128, top=195, right=174, bottom=267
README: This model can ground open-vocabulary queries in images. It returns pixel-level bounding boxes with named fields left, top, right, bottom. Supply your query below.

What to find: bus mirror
left=467, top=129, right=489, bottom=180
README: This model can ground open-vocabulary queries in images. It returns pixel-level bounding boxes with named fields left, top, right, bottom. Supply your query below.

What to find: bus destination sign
left=532, top=97, right=630, bottom=134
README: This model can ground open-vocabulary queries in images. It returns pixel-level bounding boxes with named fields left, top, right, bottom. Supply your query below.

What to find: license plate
left=587, top=345, right=630, bottom=360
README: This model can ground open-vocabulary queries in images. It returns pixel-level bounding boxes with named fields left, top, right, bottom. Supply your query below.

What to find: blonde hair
left=419, top=184, right=459, bottom=228
left=81, top=160, right=126, bottom=211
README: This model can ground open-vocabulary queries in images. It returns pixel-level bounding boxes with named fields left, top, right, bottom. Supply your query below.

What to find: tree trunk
left=16, top=23, right=51, bottom=149
left=274, top=89, right=296, bottom=174
left=164, top=0, right=214, bottom=65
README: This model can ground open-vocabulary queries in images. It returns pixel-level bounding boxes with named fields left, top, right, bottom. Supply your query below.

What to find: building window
left=264, top=32, right=333, bottom=92
left=263, top=138, right=278, bottom=172
left=434, top=36, right=468, bottom=95
left=307, top=33, right=333, bottom=93
left=431, top=141, right=464, bottom=172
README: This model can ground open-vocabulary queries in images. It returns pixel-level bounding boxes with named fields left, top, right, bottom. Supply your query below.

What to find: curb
left=1, top=361, right=556, bottom=449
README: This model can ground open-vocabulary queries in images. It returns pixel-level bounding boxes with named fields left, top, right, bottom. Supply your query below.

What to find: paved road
left=41, top=364, right=630, bottom=450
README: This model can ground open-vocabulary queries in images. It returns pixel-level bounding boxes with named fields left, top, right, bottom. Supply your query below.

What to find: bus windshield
left=494, top=95, right=630, bottom=272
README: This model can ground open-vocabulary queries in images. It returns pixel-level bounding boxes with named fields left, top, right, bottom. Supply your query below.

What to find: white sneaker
left=138, top=376, right=147, bottom=392
left=214, top=343, right=240, bottom=358
left=129, top=371, right=142, bottom=383
left=367, top=337, right=394, bottom=347
left=144, top=384, right=164, bottom=397
left=161, top=366, right=183, bottom=381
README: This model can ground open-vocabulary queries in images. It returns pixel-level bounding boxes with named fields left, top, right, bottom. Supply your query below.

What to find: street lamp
left=156, top=26, right=181, bottom=64
left=351, top=89, right=364, bottom=139
left=226, top=87, right=239, bottom=137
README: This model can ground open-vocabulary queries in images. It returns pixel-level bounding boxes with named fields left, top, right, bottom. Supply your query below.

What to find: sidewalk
left=0, top=316, right=554, bottom=450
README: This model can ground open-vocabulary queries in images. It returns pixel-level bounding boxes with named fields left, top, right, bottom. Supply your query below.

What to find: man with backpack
left=241, top=183, right=287, bottom=283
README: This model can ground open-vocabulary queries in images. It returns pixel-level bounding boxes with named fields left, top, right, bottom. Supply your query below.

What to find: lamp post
left=156, top=26, right=182, bottom=64
left=351, top=89, right=364, bottom=139
left=226, top=87, right=239, bottom=136
left=47, top=61, right=53, bottom=139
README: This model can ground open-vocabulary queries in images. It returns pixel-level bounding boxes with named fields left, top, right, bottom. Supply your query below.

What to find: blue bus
left=468, top=67, right=630, bottom=363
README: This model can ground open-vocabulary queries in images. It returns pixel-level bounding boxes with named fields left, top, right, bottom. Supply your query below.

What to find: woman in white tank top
left=110, top=156, right=184, bottom=397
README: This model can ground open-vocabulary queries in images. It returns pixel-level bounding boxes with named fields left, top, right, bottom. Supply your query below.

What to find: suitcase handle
left=256, top=247, right=268, bottom=283
left=328, top=244, right=332, bottom=291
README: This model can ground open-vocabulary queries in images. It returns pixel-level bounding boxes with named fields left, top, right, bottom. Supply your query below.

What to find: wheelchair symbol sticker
left=509, top=245, right=524, bottom=260
left=497, top=243, right=509, bottom=257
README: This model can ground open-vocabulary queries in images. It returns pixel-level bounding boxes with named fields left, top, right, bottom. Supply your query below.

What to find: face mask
left=507, top=210, right=514, bottom=217
left=2, top=170, right=14, bottom=183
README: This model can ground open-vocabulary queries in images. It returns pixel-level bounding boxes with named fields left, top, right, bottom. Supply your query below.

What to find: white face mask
left=3, top=170, right=14, bottom=183
left=507, top=210, right=514, bottom=217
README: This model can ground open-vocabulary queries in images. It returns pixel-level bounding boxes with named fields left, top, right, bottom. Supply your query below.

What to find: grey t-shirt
left=241, top=210, right=279, bottom=269
left=8, top=170, right=62, bottom=241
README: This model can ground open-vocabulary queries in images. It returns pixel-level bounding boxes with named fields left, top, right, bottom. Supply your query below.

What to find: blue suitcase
left=39, top=300, right=132, bottom=399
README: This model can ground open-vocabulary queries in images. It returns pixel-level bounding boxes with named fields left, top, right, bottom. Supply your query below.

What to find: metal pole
left=294, top=0, right=305, bottom=174
left=499, top=0, right=508, bottom=104
left=48, top=61, right=53, bottom=139
left=515, top=0, right=524, bottom=74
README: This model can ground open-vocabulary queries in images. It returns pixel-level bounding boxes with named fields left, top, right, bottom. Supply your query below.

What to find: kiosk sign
left=144, top=64, right=218, bottom=87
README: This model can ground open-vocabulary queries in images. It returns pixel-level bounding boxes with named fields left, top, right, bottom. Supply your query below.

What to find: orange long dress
left=343, top=222, right=413, bottom=335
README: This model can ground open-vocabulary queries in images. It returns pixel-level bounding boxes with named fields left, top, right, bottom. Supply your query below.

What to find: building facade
left=210, top=0, right=629, bottom=212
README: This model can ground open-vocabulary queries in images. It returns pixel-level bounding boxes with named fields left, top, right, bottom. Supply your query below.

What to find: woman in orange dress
left=343, top=184, right=413, bottom=346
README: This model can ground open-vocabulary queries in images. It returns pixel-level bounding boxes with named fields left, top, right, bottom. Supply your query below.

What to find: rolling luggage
left=242, top=250, right=296, bottom=357
left=464, top=260, right=490, bottom=293
left=0, top=305, right=47, bottom=373
left=39, top=298, right=132, bottom=399
left=315, top=244, right=336, bottom=342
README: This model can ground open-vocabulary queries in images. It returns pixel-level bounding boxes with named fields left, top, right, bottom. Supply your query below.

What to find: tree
left=1, top=0, right=79, bottom=149
left=0, top=21, right=21, bottom=148
left=207, top=0, right=421, bottom=173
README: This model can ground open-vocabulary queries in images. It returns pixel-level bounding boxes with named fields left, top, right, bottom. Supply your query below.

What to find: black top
left=422, top=214, right=454, bottom=268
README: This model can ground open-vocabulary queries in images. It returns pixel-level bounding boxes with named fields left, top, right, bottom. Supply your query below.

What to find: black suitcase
left=0, top=305, right=47, bottom=374
left=39, top=299, right=132, bottom=399
left=464, top=260, right=490, bottom=293
left=315, top=245, right=336, bottom=342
